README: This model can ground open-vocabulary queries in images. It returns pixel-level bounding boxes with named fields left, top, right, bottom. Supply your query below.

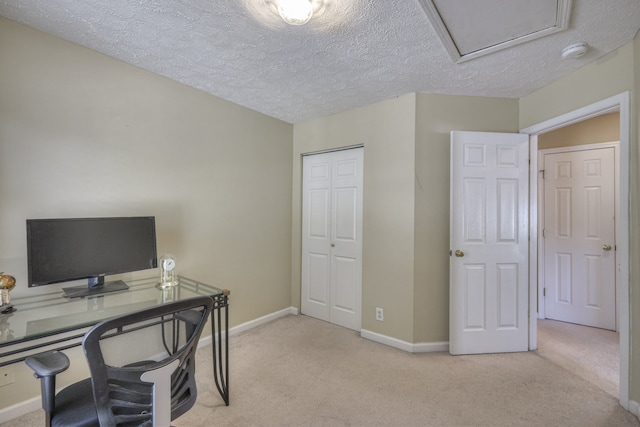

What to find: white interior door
left=542, top=146, right=616, bottom=330
left=301, top=148, right=363, bottom=331
left=450, top=131, right=529, bottom=355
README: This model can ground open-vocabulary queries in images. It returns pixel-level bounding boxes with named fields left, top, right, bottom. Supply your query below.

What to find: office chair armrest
left=25, top=351, right=70, bottom=378
left=25, top=351, right=70, bottom=415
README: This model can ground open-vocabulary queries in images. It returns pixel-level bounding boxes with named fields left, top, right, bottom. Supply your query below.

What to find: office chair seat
left=50, top=378, right=97, bottom=427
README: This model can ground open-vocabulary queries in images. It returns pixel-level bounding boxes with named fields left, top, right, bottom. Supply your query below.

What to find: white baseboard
left=413, top=341, right=450, bottom=353
left=360, top=329, right=449, bottom=353
left=629, top=400, right=639, bottom=420
left=0, top=396, right=41, bottom=424
left=198, top=306, right=298, bottom=350
left=228, top=306, right=298, bottom=337
left=1, top=306, right=300, bottom=424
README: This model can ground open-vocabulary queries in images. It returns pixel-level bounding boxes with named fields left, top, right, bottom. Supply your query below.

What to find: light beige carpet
left=5, top=315, right=639, bottom=426
left=537, top=318, right=620, bottom=398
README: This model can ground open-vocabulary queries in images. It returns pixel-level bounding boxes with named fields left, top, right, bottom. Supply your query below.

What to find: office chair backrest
left=82, top=296, right=213, bottom=427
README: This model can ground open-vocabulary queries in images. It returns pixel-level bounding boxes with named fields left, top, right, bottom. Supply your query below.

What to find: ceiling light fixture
left=278, top=0, right=313, bottom=25
left=561, top=42, right=588, bottom=60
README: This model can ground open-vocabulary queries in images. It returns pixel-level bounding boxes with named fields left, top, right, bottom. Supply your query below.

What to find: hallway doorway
left=521, top=92, right=630, bottom=410
left=538, top=125, right=619, bottom=331
left=537, top=112, right=620, bottom=399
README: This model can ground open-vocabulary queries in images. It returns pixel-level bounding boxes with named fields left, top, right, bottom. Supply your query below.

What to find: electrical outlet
left=0, top=366, right=14, bottom=387
left=375, top=307, right=384, bottom=322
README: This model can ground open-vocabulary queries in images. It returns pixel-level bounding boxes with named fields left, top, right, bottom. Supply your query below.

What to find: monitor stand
left=63, top=278, right=129, bottom=298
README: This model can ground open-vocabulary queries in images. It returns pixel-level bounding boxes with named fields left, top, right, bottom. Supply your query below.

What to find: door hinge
left=542, top=228, right=545, bottom=238
left=543, top=288, right=546, bottom=297
left=540, top=169, right=545, bottom=179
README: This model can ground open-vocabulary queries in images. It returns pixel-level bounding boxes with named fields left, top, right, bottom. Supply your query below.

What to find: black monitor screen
left=27, top=216, right=157, bottom=288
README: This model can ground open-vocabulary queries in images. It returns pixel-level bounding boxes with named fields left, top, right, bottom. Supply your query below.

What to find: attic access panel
left=419, top=0, right=572, bottom=62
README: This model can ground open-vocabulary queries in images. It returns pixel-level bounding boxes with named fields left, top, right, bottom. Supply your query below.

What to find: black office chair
left=25, top=296, right=213, bottom=427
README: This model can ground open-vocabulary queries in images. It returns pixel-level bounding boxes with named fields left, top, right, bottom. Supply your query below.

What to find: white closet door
left=302, top=148, right=363, bottom=331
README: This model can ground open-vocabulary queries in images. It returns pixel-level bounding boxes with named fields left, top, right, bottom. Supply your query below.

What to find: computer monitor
left=26, top=216, right=158, bottom=298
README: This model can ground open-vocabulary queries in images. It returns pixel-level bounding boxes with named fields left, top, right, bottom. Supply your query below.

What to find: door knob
left=331, top=243, right=335, bottom=247
left=455, top=250, right=464, bottom=257
left=602, top=244, right=612, bottom=251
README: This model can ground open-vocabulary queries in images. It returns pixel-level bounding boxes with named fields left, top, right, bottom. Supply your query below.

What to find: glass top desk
left=0, top=275, right=230, bottom=405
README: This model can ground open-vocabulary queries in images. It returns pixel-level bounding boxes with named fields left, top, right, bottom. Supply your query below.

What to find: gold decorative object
left=0, top=273, right=16, bottom=306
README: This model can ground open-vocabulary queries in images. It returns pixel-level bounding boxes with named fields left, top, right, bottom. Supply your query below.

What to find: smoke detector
left=561, top=42, right=588, bottom=60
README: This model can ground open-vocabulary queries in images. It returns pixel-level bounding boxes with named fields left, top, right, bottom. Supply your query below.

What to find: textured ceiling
left=0, top=0, right=639, bottom=124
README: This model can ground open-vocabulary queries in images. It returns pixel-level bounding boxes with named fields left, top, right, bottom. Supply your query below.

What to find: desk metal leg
left=211, top=293, right=229, bottom=405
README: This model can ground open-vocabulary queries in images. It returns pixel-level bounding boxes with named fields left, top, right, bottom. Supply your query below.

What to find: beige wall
left=538, top=112, right=620, bottom=149
left=519, top=39, right=639, bottom=406
left=520, top=43, right=636, bottom=129
left=0, top=17, right=293, bottom=407
left=292, top=93, right=520, bottom=345
left=413, top=94, right=520, bottom=343
left=292, top=94, right=418, bottom=342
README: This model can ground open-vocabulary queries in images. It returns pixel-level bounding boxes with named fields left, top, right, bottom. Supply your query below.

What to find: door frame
left=521, top=92, right=630, bottom=410
left=537, top=141, right=620, bottom=327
